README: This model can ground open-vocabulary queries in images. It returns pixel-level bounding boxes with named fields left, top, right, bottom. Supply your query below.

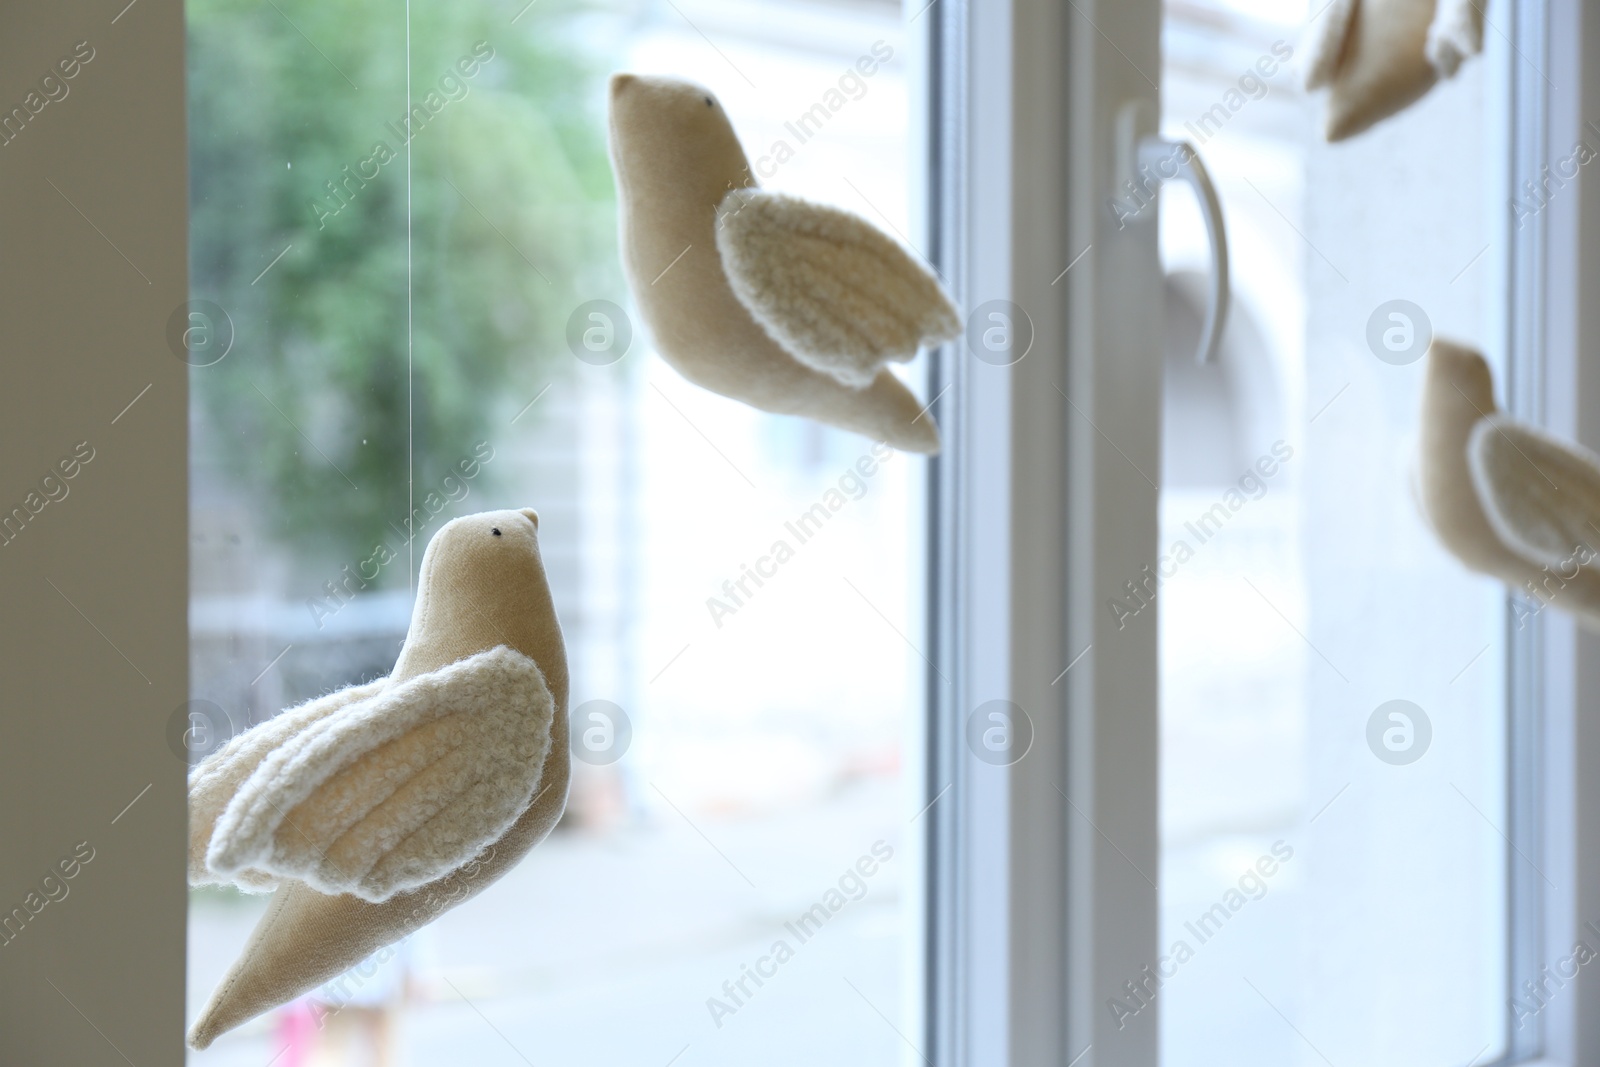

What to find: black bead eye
left=704, top=96, right=714, bottom=107
left=491, top=527, right=501, bottom=536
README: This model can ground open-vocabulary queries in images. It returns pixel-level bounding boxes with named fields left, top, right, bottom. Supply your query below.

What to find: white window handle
left=1139, top=137, right=1230, bottom=365
left=1112, top=102, right=1231, bottom=365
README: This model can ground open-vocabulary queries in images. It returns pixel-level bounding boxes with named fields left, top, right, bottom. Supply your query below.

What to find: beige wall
left=0, top=0, right=187, bottom=1061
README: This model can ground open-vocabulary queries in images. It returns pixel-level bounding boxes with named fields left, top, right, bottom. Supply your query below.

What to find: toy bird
left=608, top=73, right=958, bottom=454
left=186, top=508, right=569, bottom=1048
left=1417, top=339, right=1600, bottom=629
left=1303, top=0, right=1484, bottom=142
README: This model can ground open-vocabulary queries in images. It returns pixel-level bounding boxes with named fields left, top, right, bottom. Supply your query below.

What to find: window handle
left=1137, top=136, right=1230, bottom=365
left=1112, top=101, right=1232, bottom=365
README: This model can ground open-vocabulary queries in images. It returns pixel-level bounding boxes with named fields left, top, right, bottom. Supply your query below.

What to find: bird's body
left=1303, top=0, right=1484, bottom=142
left=1418, top=341, right=1600, bottom=629
left=1418, top=339, right=1534, bottom=583
left=608, top=74, right=954, bottom=453
left=187, top=509, right=569, bottom=1049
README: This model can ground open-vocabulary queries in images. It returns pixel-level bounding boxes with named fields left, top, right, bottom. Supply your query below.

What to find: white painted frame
left=917, top=1, right=1600, bottom=1065
left=919, top=0, right=1163, bottom=1064
left=1515, top=1, right=1600, bottom=1064
left=13, top=0, right=1597, bottom=1063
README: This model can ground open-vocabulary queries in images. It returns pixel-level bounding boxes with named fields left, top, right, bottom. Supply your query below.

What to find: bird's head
left=608, top=73, right=751, bottom=203
left=1417, top=338, right=1518, bottom=580
left=420, top=507, right=542, bottom=587
left=397, top=508, right=566, bottom=697
left=1422, top=338, right=1498, bottom=437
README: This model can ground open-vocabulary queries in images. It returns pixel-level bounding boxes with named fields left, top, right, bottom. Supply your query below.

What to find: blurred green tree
left=188, top=0, right=618, bottom=575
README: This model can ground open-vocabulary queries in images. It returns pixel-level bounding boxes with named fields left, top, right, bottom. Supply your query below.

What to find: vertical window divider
left=1518, top=3, right=1600, bottom=1065
left=1505, top=4, right=1550, bottom=1063
left=922, top=2, right=1163, bottom=1065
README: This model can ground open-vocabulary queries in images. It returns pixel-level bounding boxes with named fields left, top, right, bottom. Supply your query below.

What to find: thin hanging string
left=405, top=0, right=414, bottom=595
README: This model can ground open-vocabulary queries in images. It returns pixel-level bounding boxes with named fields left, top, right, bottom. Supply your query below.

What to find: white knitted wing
left=204, top=645, right=555, bottom=903
left=1301, top=0, right=1359, bottom=90
left=1426, top=0, right=1485, bottom=77
left=715, top=189, right=960, bottom=388
left=1468, top=415, right=1600, bottom=569
left=188, top=677, right=387, bottom=892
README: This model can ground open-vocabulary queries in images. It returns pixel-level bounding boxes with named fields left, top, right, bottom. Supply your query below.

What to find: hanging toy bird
left=607, top=73, right=958, bottom=454
left=1302, top=0, right=1485, bottom=142
left=1417, top=339, right=1600, bottom=629
left=186, top=508, right=569, bottom=1048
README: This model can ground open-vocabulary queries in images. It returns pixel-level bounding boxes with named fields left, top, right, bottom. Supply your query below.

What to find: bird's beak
left=520, top=507, right=540, bottom=530
left=609, top=73, right=636, bottom=101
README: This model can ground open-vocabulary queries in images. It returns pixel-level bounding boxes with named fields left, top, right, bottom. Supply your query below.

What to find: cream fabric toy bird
left=1303, top=0, right=1485, bottom=142
left=186, top=508, right=569, bottom=1048
left=1417, top=339, right=1600, bottom=629
left=608, top=73, right=958, bottom=453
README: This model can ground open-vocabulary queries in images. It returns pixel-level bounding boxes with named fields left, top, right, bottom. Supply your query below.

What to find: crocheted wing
left=1426, top=0, right=1485, bottom=77
left=1300, top=0, right=1358, bottom=91
left=189, top=677, right=388, bottom=893
left=714, top=188, right=960, bottom=388
left=197, top=645, right=555, bottom=903
left=1469, top=415, right=1600, bottom=570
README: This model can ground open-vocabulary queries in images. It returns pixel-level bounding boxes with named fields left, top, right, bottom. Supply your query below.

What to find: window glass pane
left=1157, top=4, right=1507, bottom=1064
left=186, top=2, right=922, bottom=1062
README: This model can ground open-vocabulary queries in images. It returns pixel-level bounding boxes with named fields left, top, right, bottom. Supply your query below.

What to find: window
left=185, top=1, right=927, bottom=1062
left=9, top=1, right=1600, bottom=1063
left=1158, top=3, right=1508, bottom=1063
left=920, top=2, right=1592, bottom=1065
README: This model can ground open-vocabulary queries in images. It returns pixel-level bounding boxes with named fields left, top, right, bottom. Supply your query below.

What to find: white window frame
left=919, top=1, right=1162, bottom=1065
left=8, top=0, right=1600, bottom=1062
left=1516, top=2, right=1600, bottom=1064
left=917, top=1, right=1600, bottom=1065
